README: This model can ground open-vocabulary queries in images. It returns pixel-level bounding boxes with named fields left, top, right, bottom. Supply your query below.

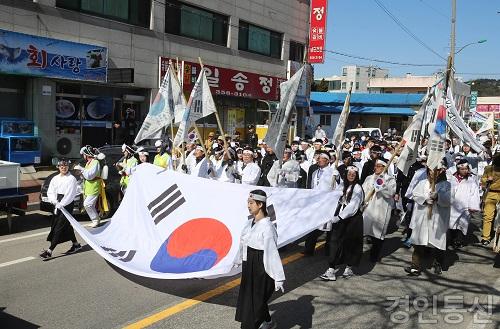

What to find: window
left=320, top=114, right=331, bottom=126
left=355, top=82, right=360, bottom=90
left=342, top=68, right=347, bottom=76
left=328, top=80, right=341, bottom=90
left=165, top=1, right=228, bottom=46
left=56, top=0, right=151, bottom=28
left=389, top=117, right=403, bottom=132
left=341, top=82, right=346, bottom=89
left=371, top=69, right=377, bottom=77
left=289, top=41, right=305, bottom=62
left=356, top=67, right=360, bottom=75
left=239, top=21, right=282, bottom=59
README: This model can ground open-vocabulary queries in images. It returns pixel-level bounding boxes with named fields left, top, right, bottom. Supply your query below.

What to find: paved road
left=0, top=211, right=499, bottom=329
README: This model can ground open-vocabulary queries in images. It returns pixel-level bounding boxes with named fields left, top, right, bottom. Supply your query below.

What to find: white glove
left=332, top=169, right=340, bottom=176
left=429, top=191, right=438, bottom=199
left=331, top=216, right=340, bottom=224
left=74, top=164, right=84, bottom=171
left=274, top=281, right=284, bottom=293
left=425, top=198, right=434, bottom=205
left=55, top=202, right=63, bottom=209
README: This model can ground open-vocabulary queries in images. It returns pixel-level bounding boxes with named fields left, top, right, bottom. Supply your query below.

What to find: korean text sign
left=159, top=57, right=285, bottom=101
left=308, top=0, right=328, bottom=64
left=0, top=29, right=107, bottom=82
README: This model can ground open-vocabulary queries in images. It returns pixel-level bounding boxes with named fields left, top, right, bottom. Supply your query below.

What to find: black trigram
left=148, top=184, right=186, bottom=225
left=430, top=140, right=445, bottom=153
left=101, top=246, right=136, bottom=262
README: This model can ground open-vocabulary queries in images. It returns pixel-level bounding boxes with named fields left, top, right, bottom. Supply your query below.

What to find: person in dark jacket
left=360, top=144, right=382, bottom=183
left=258, top=145, right=277, bottom=186
left=246, top=125, right=258, bottom=150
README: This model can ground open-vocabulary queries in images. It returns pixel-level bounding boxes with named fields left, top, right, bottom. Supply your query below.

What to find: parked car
left=40, top=145, right=158, bottom=217
left=344, top=128, right=382, bottom=141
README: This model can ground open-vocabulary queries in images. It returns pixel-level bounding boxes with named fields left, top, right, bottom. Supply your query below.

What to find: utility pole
left=445, top=0, right=456, bottom=91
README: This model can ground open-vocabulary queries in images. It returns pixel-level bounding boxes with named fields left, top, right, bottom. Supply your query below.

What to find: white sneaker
left=320, top=268, right=336, bottom=281
left=342, top=266, right=354, bottom=278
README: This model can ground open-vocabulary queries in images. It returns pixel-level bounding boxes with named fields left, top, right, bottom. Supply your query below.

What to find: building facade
left=316, top=65, right=389, bottom=93
left=368, top=74, right=437, bottom=94
left=0, top=0, right=309, bottom=163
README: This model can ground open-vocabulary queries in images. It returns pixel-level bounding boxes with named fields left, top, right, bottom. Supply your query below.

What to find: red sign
left=159, top=57, right=285, bottom=101
left=308, top=0, right=328, bottom=64
left=477, top=104, right=500, bottom=113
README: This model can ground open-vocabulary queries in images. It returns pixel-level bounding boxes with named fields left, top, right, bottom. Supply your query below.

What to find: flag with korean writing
left=264, top=66, right=305, bottom=161
left=426, top=82, right=447, bottom=170
left=173, top=68, right=216, bottom=147
left=135, top=63, right=186, bottom=144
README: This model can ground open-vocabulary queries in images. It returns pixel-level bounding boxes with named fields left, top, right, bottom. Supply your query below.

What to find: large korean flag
left=62, top=164, right=341, bottom=279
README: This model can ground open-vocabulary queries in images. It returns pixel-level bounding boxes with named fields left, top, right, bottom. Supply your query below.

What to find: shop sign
left=476, top=104, right=500, bottom=119
left=0, top=29, right=107, bottom=82
left=159, top=57, right=285, bottom=101
left=308, top=0, right=328, bottom=63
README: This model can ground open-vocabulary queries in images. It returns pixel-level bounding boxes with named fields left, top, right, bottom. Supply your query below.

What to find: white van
left=344, top=128, right=382, bottom=140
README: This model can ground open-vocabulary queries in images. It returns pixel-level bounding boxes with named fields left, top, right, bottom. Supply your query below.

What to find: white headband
left=242, top=150, right=253, bottom=155
left=195, top=146, right=204, bottom=152
left=456, top=162, right=469, bottom=169
left=249, top=193, right=267, bottom=202
left=318, top=153, right=330, bottom=160
left=347, top=165, right=359, bottom=172
left=375, top=159, right=387, bottom=167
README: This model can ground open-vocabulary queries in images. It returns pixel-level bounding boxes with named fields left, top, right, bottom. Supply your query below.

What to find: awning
left=311, top=92, right=425, bottom=106
left=313, top=105, right=416, bottom=116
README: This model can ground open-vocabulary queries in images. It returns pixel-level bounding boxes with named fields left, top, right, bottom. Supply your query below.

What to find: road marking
left=467, top=274, right=500, bottom=329
left=0, top=256, right=36, bottom=268
left=0, top=220, right=109, bottom=244
left=123, top=242, right=325, bottom=329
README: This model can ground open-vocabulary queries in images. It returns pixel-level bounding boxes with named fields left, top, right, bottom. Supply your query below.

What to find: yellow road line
left=123, top=241, right=325, bottom=329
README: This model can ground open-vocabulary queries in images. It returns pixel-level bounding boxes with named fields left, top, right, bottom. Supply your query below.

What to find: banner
left=397, top=92, right=431, bottom=175
left=331, top=87, right=352, bottom=160
left=308, top=0, right=328, bottom=63
left=0, top=29, right=107, bottom=82
left=264, top=66, right=305, bottom=161
left=446, top=88, right=485, bottom=153
left=426, top=82, right=447, bottom=170
left=173, top=69, right=217, bottom=147
left=476, top=113, right=494, bottom=136
left=62, top=164, right=341, bottom=279
left=135, top=64, right=186, bottom=144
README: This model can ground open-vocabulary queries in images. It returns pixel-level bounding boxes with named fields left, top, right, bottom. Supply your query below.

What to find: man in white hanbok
left=188, top=146, right=211, bottom=178
left=267, top=147, right=300, bottom=188
left=449, top=160, right=480, bottom=249
left=405, top=166, right=451, bottom=276
left=363, top=159, right=397, bottom=262
left=235, top=148, right=261, bottom=185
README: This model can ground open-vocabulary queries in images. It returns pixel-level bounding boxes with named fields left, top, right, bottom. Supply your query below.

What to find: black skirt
left=235, top=247, right=275, bottom=329
left=328, top=210, right=364, bottom=267
left=46, top=194, right=76, bottom=245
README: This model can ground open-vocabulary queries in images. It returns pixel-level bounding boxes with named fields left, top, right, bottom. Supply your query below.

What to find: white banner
left=62, top=164, right=341, bottom=279
left=397, top=93, right=430, bottom=175
left=446, top=88, right=485, bottom=153
left=332, top=87, right=352, bottom=160
left=477, top=113, right=495, bottom=135
left=264, top=66, right=305, bottom=161
left=426, top=82, right=447, bottom=170
left=135, top=64, right=185, bottom=144
left=173, top=68, right=217, bottom=147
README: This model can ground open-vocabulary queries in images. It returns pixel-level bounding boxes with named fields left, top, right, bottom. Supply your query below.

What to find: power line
left=324, top=49, right=443, bottom=67
left=416, top=0, right=449, bottom=19
left=373, top=0, right=447, bottom=61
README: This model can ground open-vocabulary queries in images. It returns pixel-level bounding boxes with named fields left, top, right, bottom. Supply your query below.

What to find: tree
left=314, top=78, right=329, bottom=92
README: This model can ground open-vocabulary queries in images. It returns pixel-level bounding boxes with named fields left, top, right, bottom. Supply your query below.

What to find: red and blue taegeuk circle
left=150, top=218, right=232, bottom=273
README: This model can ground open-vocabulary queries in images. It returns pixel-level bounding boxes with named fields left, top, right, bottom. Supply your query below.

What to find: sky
left=313, top=0, right=500, bottom=81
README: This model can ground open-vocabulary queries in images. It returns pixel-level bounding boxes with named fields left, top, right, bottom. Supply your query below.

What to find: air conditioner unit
left=55, top=132, right=81, bottom=159
left=123, top=94, right=145, bottom=102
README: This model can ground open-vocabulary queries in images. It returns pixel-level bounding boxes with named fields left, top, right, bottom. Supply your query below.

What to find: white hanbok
left=311, top=166, right=338, bottom=191
left=236, top=217, right=285, bottom=282
left=189, top=157, right=210, bottom=178
left=211, top=158, right=236, bottom=183
left=449, top=175, right=480, bottom=235
left=267, top=160, right=300, bottom=188
left=409, top=180, right=451, bottom=250
left=47, top=173, right=78, bottom=208
left=362, top=173, right=396, bottom=239
left=405, top=167, right=427, bottom=199
left=237, top=162, right=261, bottom=185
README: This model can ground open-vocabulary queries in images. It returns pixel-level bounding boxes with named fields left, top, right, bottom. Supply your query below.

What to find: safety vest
left=153, top=152, right=170, bottom=169
left=84, top=159, right=101, bottom=196
left=120, top=157, right=138, bottom=187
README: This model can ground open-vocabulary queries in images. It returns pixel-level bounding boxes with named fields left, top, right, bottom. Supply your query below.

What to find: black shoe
left=480, top=239, right=491, bottom=246
left=433, top=263, right=442, bottom=275
left=65, top=243, right=82, bottom=254
left=404, top=266, right=421, bottom=276
left=39, top=250, right=52, bottom=260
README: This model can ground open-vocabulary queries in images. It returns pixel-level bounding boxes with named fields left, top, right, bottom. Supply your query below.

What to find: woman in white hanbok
left=449, top=160, right=480, bottom=248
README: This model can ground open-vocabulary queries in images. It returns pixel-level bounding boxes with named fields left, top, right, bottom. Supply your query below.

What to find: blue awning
left=311, top=92, right=424, bottom=106
left=313, top=105, right=416, bottom=116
